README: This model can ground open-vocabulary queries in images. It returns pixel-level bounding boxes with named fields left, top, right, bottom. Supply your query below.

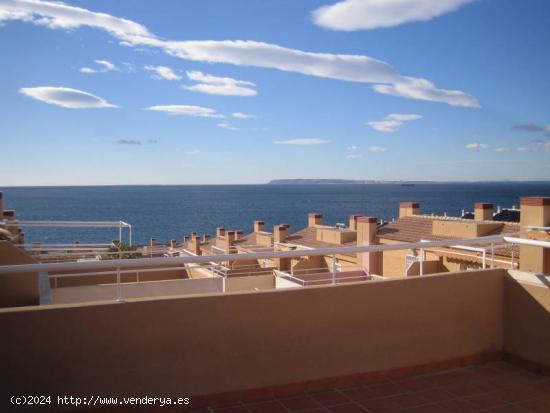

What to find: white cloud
left=183, top=71, right=257, bottom=96
left=312, top=0, right=475, bottom=31
left=218, top=122, right=238, bottom=130
left=146, top=104, right=224, bottom=118
left=346, top=153, right=361, bottom=159
left=232, top=112, right=255, bottom=119
left=368, top=146, right=387, bottom=152
left=0, top=0, right=151, bottom=37
left=367, top=113, right=422, bottom=132
left=144, top=65, right=181, bottom=80
left=80, top=59, right=117, bottom=74
left=19, top=86, right=117, bottom=108
left=0, top=0, right=479, bottom=108
left=494, top=147, right=509, bottom=152
left=347, top=145, right=358, bottom=151
left=516, top=146, right=529, bottom=152
left=465, top=142, right=488, bottom=151
left=373, top=77, right=480, bottom=108
left=273, top=139, right=329, bottom=145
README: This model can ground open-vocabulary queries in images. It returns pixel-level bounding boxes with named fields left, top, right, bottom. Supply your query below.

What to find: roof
left=285, top=227, right=357, bottom=257
left=377, top=215, right=519, bottom=258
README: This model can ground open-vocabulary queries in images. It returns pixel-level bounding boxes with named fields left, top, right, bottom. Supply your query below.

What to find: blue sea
left=2, top=183, right=550, bottom=245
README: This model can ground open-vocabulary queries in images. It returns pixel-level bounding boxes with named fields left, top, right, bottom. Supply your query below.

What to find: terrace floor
left=89, top=362, right=550, bottom=413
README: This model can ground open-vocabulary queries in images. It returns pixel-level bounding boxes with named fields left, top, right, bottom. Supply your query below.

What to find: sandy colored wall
left=291, top=255, right=325, bottom=273
left=380, top=242, right=409, bottom=277
left=0, top=241, right=39, bottom=308
left=503, top=272, right=550, bottom=370
left=0, top=269, right=504, bottom=404
left=406, top=260, right=440, bottom=276
left=225, top=274, right=276, bottom=292
left=50, top=264, right=188, bottom=288
left=52, top=277, right=224, bottom=305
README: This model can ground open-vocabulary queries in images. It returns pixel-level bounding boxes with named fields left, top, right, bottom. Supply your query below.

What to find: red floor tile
left=310, top=391, right=351, bottom=407
left=246, top=400, right=287, bottom=413
left=327, top=403, right=367, bottom=413
left=359, top=394, right=428, bottom=413
left=213, top=406, right=251, bottom=413
left=279, top=395, right=322, bottom=412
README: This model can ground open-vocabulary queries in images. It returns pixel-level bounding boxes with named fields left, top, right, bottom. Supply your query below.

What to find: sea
left=2, top=183, right=550, bottom=245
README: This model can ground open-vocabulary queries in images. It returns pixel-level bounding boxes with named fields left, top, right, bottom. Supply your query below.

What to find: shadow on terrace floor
left=84, top=362, right=550, bottom=413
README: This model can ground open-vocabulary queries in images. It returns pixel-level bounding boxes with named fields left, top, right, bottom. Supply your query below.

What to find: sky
left=0, top=0, right=549, bottom=185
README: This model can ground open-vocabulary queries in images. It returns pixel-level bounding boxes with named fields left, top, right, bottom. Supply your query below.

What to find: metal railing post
left=116, top=267, right=123, bottom=303
left=332, top=254, right=336, bottom=285
left=420, top=248, right=424, bottom=276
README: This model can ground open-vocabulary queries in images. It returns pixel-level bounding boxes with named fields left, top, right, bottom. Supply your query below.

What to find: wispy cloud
left=183, top=71, right=257, bottom=96
left=274, top=139, right=329, bottom=145
left=218, top=122, right=238, bottom=130
left=0, top=0, right=479, bottom=107
left=368, top=146, right=387, bottom=152
left=116, top=139, right=141, bottom=145
left=232, top=112, right=255, bottom=119
left=345, top=145, right=360, bottom=159
left=19, top=86, right=117, bottom=109
left=465, top=142, right=488, bottom=151
left=146, top=104, right=224, bottom=118
left=80, top=59, right=117, bottom=74
left=367, top=113, right=422, bottom=132
left=494, top=147, right=509, bottom=152
left=312, top=0, right=475, bottom=31
left=144, top=65, right=181, bottom=80
left=515, top=139, right=550, bottom=152
left=512, top=123, right=550, bottom=136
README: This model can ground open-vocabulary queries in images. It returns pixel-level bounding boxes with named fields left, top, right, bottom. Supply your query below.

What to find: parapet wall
left=0, top=269, right=505, bottom=407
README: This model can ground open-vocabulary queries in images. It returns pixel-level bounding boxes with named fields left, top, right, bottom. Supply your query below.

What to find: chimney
left=356, top=216, right=380, bottom=275
left=273, top=225, right=289, bottom=243
left=170, top=239, right=177, bottom=249
left=225, top=231, right=236, bottom=249
left=349, top=215, right=360, bottom=230
left=31, top=242, right=41, bottom=254
left=254, top=220, right=265, bottom=233
left=216, top=227, right=225, bottom=237
left=202, top=234, right=210, bottom=243
left=191, top=234, right=201, bottom=255
left=149, top=238, right=156, bottom=246
left=183, top=235, right=189, bottom=243
left=0, top=192, right=3, bottom=218
left=399, top=202, right=420, bottom=218
left=519, top=197, right=550, bottom=273
left=308, top=213, right=323, bottom=227
left=474, top=202, right=493, bottom=221
left=235, top=230, right=244, bottom=240
left=3, top=210, right=15, bottom=222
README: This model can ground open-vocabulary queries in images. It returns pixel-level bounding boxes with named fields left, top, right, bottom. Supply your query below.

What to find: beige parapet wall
left=51, top=277, right=224, bottom=305
left=0, top=241, right=39, bottom=307
left=0, top=269, right=508, bottom=407
left=225, top=274, right=275, bottom=292
left=503, top=272, right=550, bottom=369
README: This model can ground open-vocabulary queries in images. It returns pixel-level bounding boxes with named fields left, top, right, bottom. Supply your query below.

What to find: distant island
left=267, top=179, right=420, bottom=185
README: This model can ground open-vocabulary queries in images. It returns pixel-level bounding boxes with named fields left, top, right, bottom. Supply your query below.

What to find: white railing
left=0, top=234, right=509, bottom=275
left=2, top=234, right=548, bottom=304
left=5, top=220, right=133, bottom=245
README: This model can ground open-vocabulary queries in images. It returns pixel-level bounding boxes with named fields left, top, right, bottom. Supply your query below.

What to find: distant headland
left=267, top=179, right=421, bottom=185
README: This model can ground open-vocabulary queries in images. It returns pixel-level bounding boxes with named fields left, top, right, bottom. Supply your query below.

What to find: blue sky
left=0, top=0, right=549, bottom=185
